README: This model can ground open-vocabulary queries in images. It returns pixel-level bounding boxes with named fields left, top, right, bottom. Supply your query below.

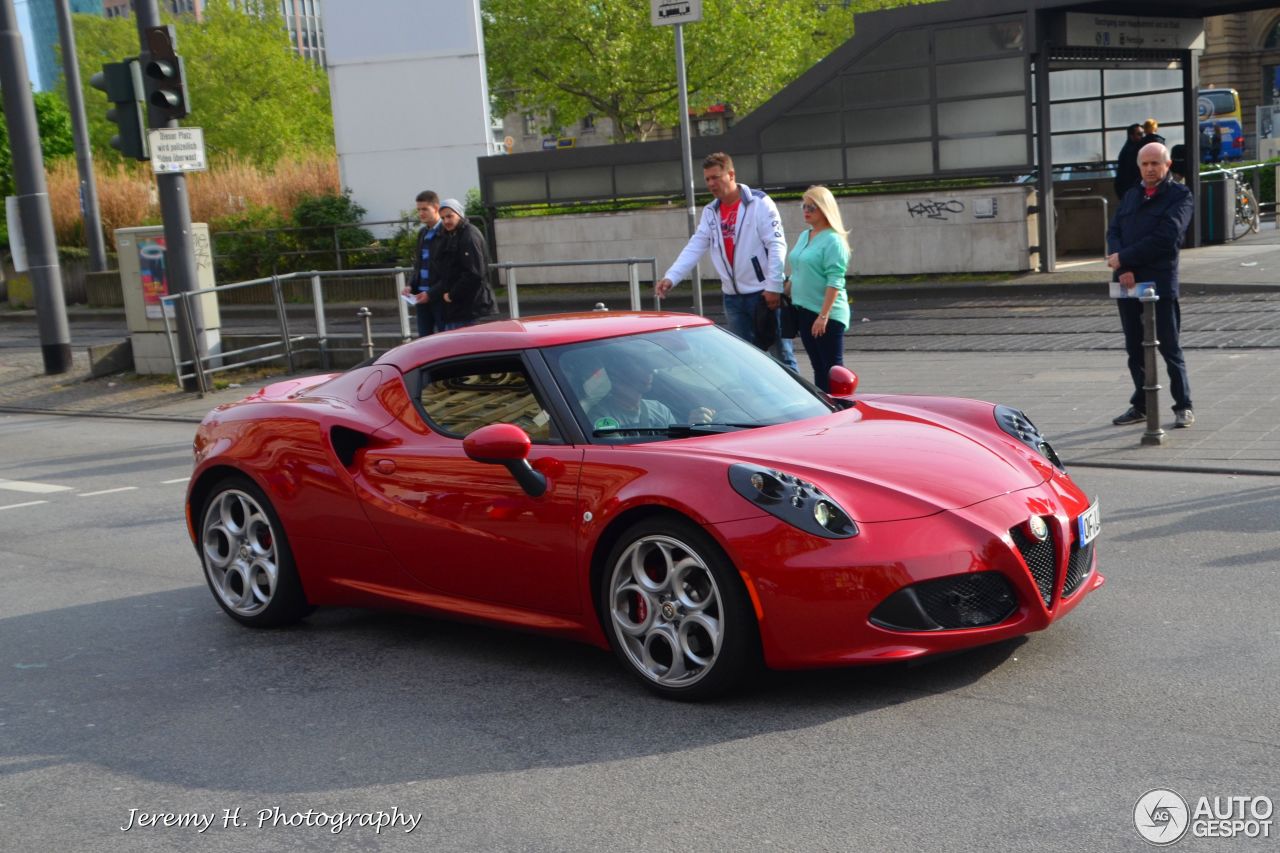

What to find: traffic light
left=143, top=25, right=190, bottom=123
left=89, top=61, right=149, bottom=161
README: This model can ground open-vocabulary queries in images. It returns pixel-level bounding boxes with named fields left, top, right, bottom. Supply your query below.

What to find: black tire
left=600, top=516, right=759, bottom=700
left=198, top=474, right=311, bottom=628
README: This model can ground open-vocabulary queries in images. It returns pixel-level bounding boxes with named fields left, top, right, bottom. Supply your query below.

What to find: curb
left=0, top=405, right=203, bottom=424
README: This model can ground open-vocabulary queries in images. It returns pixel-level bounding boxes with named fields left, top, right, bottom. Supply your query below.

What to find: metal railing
left=490, top=257, right=659, bottom=319
left=160, top=258, right=671, bottom=394
left=160, top=267, right=414, bottom=395
left=1202, top=162, right=1274, bottom=215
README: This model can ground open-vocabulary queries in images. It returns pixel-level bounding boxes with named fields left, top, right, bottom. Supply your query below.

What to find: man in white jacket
left=655, top=152, right=798, bottom=372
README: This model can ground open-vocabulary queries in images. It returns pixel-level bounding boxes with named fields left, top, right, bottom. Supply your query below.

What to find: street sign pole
left=653, top=0, right=704, bottom=316
left=134, top=0, right=204, bottom=390
left=673, top=23, right=702, bottom=317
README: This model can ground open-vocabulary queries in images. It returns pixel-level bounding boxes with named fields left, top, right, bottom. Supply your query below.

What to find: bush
left=289, top=190, right=377, bottom=271
left=210, top=205, right=293, bottom=282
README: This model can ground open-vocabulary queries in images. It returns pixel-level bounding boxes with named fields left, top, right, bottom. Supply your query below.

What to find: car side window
left=417, top=357, right=558, bottom=441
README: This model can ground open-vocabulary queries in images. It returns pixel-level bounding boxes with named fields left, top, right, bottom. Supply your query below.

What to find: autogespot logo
left=1135, top=789, right=1190, bottom=845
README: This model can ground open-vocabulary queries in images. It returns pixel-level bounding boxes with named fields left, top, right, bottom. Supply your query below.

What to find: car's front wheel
left=602, top=517, right=758, bottom=700
left=199, top=475, right=310, bottom=628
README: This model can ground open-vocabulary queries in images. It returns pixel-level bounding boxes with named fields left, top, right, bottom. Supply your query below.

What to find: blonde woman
left=787, top=186, right=850, bottom=391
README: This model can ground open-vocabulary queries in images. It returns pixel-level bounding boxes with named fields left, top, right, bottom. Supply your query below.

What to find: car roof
left=375, top=311, right=716, bottom=372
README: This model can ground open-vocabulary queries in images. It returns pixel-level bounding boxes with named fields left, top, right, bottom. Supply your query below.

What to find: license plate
left=1077, top=500, right=1101, bottom=547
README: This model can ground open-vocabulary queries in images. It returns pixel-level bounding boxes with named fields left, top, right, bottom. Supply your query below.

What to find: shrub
left=209, top=205, right=293, bottom=282
left=289, top=190, right=377, bottom=271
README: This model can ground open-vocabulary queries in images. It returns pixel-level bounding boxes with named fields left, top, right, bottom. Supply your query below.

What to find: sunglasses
left=802, top=203, right=819, bottom=213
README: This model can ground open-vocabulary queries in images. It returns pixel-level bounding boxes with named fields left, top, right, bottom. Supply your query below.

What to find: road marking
left=0, top=478, right=73, bottom=494
left=0, top=500, right=49, bottom=511
left=162, top=477, right=191, bottom=484
left=77, top=487, right=139, bottom=497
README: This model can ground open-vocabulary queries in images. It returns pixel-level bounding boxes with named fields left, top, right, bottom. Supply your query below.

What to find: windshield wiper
left=592, top=422, right=761, bottom=437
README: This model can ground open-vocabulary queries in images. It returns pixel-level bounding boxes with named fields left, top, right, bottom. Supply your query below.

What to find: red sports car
left=187, top=312, right=1102, bottom=699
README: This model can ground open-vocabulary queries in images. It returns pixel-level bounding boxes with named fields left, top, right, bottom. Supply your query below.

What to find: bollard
left=627, top=261, right=641, bottom=311
left=311, top=273, right=329, bottom=371
left=394, top=270, right=411, bottom=343
left=357, top=306, right=374, bottom=361
left=1139, top=286, right=1166, bottom=446
left=507, top=267, right=520, bottom=320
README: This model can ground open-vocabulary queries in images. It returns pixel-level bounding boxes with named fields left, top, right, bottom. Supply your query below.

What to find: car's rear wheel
left=602, top=517, right=758, bottom=700
left=199, top=475, right=310, bottom=628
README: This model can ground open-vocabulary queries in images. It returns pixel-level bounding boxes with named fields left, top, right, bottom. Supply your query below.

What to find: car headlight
left=995, top=405, right=1063, bottom=470
left=728, top=463, right=858, bottom=539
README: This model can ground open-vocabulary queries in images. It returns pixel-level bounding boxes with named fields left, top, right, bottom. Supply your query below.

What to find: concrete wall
left=322, top=1, right=496, bottom=226
left=492, top=186, right=1037, bottom=284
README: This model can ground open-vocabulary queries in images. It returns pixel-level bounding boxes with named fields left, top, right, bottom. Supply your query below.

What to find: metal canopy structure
left=477, top=0, right=1280, bottom=270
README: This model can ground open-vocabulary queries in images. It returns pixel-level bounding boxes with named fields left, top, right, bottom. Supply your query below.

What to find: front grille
left=870, top=571, right=1018, bottom=631
left=1011, top=525, right=1057, bottom=606
left=1062, top=539, right=1095, bottom=598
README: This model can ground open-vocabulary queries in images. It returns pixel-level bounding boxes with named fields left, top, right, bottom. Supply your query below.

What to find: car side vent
left=330, top=426, right=369, bottom=469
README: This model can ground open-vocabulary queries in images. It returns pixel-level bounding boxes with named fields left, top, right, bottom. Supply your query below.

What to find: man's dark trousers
left=414, top=300, right=445, bottom=337
left=1116, top=295, right=1191, bottom=412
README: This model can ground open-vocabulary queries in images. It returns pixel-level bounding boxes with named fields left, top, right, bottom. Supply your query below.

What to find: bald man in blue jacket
left=1106, top=142, right=1195, bottom=428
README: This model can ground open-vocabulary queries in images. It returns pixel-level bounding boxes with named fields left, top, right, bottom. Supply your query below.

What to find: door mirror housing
left=828, top=366, right=859, bottom=399
left=463, top=424, right=546, bottom=497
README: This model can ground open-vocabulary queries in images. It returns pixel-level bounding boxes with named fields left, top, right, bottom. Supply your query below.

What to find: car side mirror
left=463, top=423, right=547, bottom=497
left=828, top=366, right=858, bottom=399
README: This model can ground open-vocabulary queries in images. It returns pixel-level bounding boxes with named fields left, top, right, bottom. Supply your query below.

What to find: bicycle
left=1210, top=165, right=1260, bottom=240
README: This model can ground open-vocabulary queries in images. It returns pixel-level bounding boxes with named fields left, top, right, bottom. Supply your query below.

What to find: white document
left=401, top=293, right=419, bottom=306
left=1109, top=281, right=1156, bottom=298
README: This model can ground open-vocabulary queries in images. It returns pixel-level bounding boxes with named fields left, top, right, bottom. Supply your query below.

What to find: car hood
left=675, top=402, right=1046, bottom=522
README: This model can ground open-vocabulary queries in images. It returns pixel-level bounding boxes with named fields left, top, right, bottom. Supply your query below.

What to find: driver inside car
left=586, top=358, right=714, bottom=431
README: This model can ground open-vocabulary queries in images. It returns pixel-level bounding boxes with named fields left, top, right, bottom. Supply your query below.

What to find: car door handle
left=373, top=459, right=396, bottom=475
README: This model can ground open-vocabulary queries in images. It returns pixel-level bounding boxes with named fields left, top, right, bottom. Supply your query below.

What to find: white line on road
left=77, top=487, right=139, bottom=498
left=162, top=477, right=191, bottom=484
left=0, top=500, right=49, bottom=511
left=0, top=478, right=73, bottom=494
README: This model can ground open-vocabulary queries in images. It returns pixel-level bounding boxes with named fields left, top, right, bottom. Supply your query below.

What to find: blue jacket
left=1106, top=177, right=1194, bottom=298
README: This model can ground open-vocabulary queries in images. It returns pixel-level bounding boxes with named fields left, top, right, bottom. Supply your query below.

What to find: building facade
left=26, top=0, right=103, bottom=91
left=500, top=105, right=735, bottom=155
left=1193, top=12, right=1280, bottom=158
left=99, top=0, right=325, bottom=65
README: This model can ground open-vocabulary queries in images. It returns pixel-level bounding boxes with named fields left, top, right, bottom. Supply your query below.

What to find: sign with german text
left=651, top=0, right=701, bottom=27
left=1064, top=13, right=1204, bottom=50
left=147, top=127, right=208, bottom=174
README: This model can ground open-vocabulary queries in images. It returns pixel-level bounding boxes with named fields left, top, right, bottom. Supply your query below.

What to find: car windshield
left=544, top=325, right=835, bottom=444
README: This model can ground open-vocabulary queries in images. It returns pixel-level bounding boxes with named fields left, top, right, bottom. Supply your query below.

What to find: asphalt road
left=1, top=413, right=1277, bottom=851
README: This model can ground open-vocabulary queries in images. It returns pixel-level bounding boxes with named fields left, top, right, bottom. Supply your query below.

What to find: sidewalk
left=2, top=231, right=1279, bottom=475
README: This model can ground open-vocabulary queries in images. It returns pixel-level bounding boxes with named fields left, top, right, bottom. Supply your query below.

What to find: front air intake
left=870, top=571, right=1018, bottom=632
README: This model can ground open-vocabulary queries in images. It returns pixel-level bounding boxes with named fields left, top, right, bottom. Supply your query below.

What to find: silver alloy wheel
left=202, top=488, right=280, bottom=618
left=608, top=534, right=723, bottom=688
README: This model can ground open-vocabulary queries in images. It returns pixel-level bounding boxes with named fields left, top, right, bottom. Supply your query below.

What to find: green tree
left=69, top=0, right=333, bottom=165
left=482, top=0, right=896, bottom=142
left=0, top=90, right=75, bottom=199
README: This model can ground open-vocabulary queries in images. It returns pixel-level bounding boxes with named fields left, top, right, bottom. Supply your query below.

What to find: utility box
left=115, top=224, right=221, bottom=375
left=1198, top=178, right=1234, bottom=245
